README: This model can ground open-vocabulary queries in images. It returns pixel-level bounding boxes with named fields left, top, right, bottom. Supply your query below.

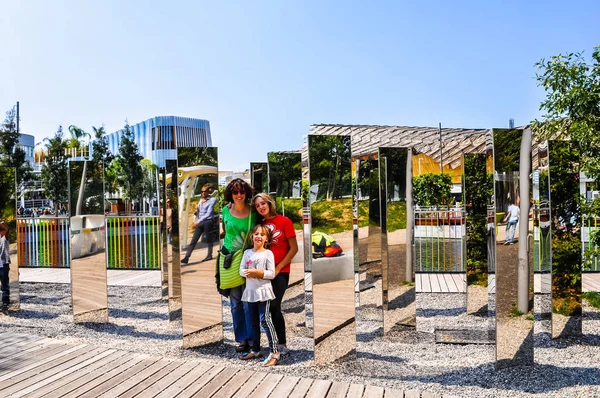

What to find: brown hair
left=252, top=193, right=277, bottom=218
left=202, top=184, right=214, bottom=194
left=224, top=178, right=254, bottom=203
left=248, top=224, right=272, bottom=249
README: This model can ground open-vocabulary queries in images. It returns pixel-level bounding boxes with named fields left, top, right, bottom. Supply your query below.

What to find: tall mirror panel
left=379, top=147, right=415, bottom=334
left=355, top=154, right=383, bottom=344
left=69, top=160, right=108, bottom=323
left=267, top=151, right=305, bottom=298
left=251, top=162, right=268, bottom=194
left=178, top=147, right=222, bottom=347
left=533, top=142, right=551, bottom=330
left=493, top=128, right=533, bottom=369
left=549, top=140, right=582, bottom=338
left=464, top=153, right=493, bottom=315
left=163, top=159, right=181, bottom=318
left=308, top=134, right=356, bottom=364
left=0, top=168, right=18, bottom=311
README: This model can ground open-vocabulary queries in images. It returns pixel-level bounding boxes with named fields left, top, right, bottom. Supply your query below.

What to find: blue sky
left=1, top=1, right=598, bottom=171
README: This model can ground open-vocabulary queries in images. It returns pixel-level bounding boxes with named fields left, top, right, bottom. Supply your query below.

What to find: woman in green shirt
left=221, top=178, right=257, bottom=353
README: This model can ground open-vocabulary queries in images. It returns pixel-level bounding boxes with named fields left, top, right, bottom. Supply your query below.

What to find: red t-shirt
left=263, top=214, right=296, bottom=274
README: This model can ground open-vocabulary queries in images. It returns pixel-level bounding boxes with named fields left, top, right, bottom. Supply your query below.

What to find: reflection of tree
left=40, top=127, right=69, bottom=214
left=69, top=161, right=104, bottom=215
left=0, top=168, right=17, bottom=242
left=412, top=173, right=452, bottom=207
left=309, top=135, right=351, bottom=200
left=380, top=148, right=408, bottom=232
left=549, top=141, right=582, bottom=316
left=464, top=154, right=494, bottom=284
left=178, top=147, right=217, bottom=168
left=268, top=152, right=301, bottom=197
left=493, top=129, right=521, bottom=172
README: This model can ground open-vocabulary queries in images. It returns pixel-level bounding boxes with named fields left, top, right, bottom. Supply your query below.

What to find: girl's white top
left=239, top=248, right=276, bottom=302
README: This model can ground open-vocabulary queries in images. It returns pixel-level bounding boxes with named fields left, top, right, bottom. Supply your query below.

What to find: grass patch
left=552, top=294, right=582, bottom=316
left=310, top=198, right=353, bottom=235
left=509, top=304, right=524, bottom=317
left=583, top=292, right=600, bottom=310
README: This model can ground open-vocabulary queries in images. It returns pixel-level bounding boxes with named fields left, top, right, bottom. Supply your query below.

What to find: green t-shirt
left=222, top=206, right=257, bottom=252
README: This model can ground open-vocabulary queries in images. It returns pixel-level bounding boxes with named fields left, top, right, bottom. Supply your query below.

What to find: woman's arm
left=274, top=236, right=298, bottom=276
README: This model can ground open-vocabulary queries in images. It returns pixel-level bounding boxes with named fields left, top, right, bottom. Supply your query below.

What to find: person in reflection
left=221, top=179, right=258, bottom=354
left=503, top=201, right=520, bottom=245
left=0, top=222, right=11, bottom=307
left=252, top=193, right=298, bottom=359
left=239, top=224, right=279, bottom=366
left=181, top=184, right=217, bottom=264
left=160, top=198, right=173, bottom=244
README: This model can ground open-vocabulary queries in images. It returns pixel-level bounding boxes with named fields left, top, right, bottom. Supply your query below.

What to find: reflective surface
left=69, top=160, right=108, bottom=323
left=267, top=151, right=304, bottom=298
left=0, top=168, right=19, bottom=311
left=356, top=154, right=383, bottom=339
left=308, top=134, right=356, bottom=364
left=464, top=153, right=494, bottom=315
left=549, top=140, right=582, bottom=338
left=161, top=159, right=181, bottom=320
left=379, top=148, right=415, bottom=333
left=250, top=162, right=268, bottom=194
left=178, top=147, right=222, bottom=347
left=493, top=128, right=533, bottom=369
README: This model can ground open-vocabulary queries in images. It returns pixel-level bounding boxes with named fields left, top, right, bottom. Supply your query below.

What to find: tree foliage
left=308, top=135, right=352, bottom=201
left=412, top=172, right=452, bottom=207
left=40, top=126, right=69, bottom=214
left=267, top=152, right=301, bottom=198
left=0, top=106, right=32, bottom=186
left=114, top=122, right=145, bottom=202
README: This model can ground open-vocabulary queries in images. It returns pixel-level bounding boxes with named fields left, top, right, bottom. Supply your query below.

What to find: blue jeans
left=506, top=220, right=517, bottom=243
left=245, top=300, right=279, bottom=354
left=229, top=284, right=247, bottom=344
left=0, top=265, right=9, bottom=304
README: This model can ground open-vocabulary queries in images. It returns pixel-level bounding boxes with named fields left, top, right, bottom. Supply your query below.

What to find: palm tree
left=68, top=125, right=91, bottom=216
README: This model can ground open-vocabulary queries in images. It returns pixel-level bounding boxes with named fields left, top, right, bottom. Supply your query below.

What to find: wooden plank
left=415, top=273, right=422, bottom=292
left=0, top=341, right=61, bottom=366
left=80, top=357, right=164, bottom=398
left=213, top=369, right=256, bottom=398
left=346, top=383, right=365, bottom=398
left=46, top=351, right=139, bottom=398
left=97, top=358, right=175, bottom=398
left=384, top=387, right=405, bottom=397
left=404, top=390, right=421, bottom=398
left=4, top=349, right=120, bottom=398
left=429, top=273, right=441, bottom=293
left=267, top=375, right=300, bottom=397
left=248, top=372, right=284, bottom=398
left=437, top=273, right=449, bottom=293
left=0, top=338, right=53, bottom=363
left=325, top=381, right=350, bottom=397
left=132, top=360, right=199, bottom=398
left=192, top=367, right=240, bottom=397
left=0, top=345, right=94, bottom=386
left=231, top=369, right=265, bottom=398
left=421, top=273, right=431, bottom=293
left=422, top=392, right=442, bottom=398
left=288, top=378, right=314, bottom=398
left=153, top=362, right=214, bottom=398
left=179, top=365, right=226, bottom=398
left=306, top=379, right=332, bottom=398
left=119, top=360, right=187, bottom=398
left=450, top=274, right=464, bottom=293
left=0, top=343, right=74, bottom=375
left=16, top=350, right=120, bottom=398
left=363, top=385, right=385, bottom=398
left=444, top=273, right=457, bottom=292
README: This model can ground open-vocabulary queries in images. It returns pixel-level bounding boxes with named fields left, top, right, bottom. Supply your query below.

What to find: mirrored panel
left=177, top=147, right=222, bottom=347
left=250, top=162, right=268, bottom=194
left=267, top=151, right=305, bottom=301
left=413, top=148, right=466, bottom=334
left=355, top=154, right=384, bottom=341
left=0, top=168, right=19, bottom=311
left=308, top=134, right=356, bottom=364
left=464, top=153, right=494, bottom=315
left=69, top=160, right=108, bottom=323
left=493, top=128, right=533, bottom=369
left=379, top=147, right=415, bottom=334
left=533, top=141, right=551, bottom=331
left=549, top=140, right=582, bottom=338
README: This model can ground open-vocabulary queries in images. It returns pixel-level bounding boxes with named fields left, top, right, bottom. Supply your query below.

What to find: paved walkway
left=0, top=332, right=453, bottom=398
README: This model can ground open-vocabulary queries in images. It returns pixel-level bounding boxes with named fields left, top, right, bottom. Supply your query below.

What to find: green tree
left=412, top=172, right=452, bottom=207
left=267, top=152, right=302, bottom=197
left=308, top=135, right=352, bottom=200
left=0, top=106, right=32, bottom=186
left=40, top=127, right=69, bottom=215
left=113, top=121, right=145, bottom=206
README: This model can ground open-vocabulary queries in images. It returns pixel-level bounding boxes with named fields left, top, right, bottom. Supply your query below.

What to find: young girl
left=238, top=224, right=279, bottom=366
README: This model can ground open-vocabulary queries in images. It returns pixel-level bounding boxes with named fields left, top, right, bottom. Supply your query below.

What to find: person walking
left=503, top=201, right=520, bottom=245
left=181, top=184, right=217, bottom=263
left=0, top=222, right=11, bottom=308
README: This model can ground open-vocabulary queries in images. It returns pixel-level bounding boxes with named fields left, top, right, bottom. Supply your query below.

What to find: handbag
left=218, top=213, right=252, bottom=290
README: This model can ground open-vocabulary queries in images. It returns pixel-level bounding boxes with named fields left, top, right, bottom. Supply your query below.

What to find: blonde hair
left=249, top=224, right=272, bottom=249
left=252, top=193, right=277, bottom=218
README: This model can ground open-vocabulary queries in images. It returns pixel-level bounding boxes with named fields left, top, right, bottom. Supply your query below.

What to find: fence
left=583, top=216, right=599, bottom=272
left=17, top=217, right=70, bottom=267
left=414, top=207, right=465, bottom=272
left=106, top=216, right=161, bottom=269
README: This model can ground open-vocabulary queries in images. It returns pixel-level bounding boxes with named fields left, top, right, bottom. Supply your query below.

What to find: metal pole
left=518, top=128, right=532, bottom=313
left=16, top=101, right=19, bottom=134
left=406, top=148, right=414, bottom=282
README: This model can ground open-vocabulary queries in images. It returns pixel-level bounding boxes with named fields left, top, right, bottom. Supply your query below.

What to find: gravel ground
left=1, top=282, right=600, bottom=397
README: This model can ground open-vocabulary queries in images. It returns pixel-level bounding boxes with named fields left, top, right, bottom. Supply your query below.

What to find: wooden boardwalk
left=0, top=332, right=452, bottom=398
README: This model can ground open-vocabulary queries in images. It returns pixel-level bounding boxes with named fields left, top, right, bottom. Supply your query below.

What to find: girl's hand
left=244, top=268, right=262, bottom=278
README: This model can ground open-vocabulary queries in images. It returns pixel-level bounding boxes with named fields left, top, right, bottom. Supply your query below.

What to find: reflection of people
left=239, top=224, right=279, bottom=366
left=0, top=222, right=11, bottom=307
left=503, top=202, right=520, bottom=245
left=163, top=199, right=173, bottom=243
left=222, top=178, right=257, bottom=353
left=252, top=193, right=298, bottom=360
left=181, top=184, right=217, bottom=263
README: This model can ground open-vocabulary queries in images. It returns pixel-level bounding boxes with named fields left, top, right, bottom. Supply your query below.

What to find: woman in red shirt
left=251, top=193, right=298, bottom=362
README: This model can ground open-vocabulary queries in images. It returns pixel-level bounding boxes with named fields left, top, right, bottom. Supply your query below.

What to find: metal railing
left=106, top=216, right=161, bottom=269
left=17, top=217, right=70, bottom=267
